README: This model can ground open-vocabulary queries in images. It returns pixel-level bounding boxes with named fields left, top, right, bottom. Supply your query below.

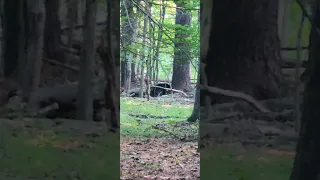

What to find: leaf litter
left=120, top=137, right=200, bottom=180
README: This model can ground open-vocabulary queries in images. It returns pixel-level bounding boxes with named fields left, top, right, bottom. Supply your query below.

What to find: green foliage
left=120, top=0, right=200, bottom=80
left=283, top=1, right=311, bottom=61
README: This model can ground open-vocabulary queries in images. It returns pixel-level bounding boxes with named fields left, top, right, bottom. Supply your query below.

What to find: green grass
left=120, top=98, right=296, bottom=179
left=120, top=97, right=197, bottom=138
left=0, top=123, right=119, bottom=180
left=200, top=148, right=294, bottom=180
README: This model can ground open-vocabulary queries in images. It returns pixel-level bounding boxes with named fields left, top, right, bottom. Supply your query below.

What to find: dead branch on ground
left=200, top=85, right=270, bottom=113
left=152, top=85, right=188, bottom=97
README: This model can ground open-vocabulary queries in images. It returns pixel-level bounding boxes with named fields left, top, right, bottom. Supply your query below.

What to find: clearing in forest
left=120, top=97, right=199, bottom=179
left=120, top=96, right=296, bottom=180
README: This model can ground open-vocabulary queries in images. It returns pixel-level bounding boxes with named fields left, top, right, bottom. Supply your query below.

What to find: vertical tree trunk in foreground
left=76, top=0, right=97, bottom=120
left=22, top=0, right=45, bottom=109
left=3, top=0, right=26, bottom=78
left=103, top=0, right=120, bottom=130
left=44, top=0, right=64, bottom=61
left=201, top=0, right=282, bottom=105
left=289, top=3, right=320, bottom=180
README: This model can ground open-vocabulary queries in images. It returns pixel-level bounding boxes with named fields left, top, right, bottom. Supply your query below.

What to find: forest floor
left=0, top=118, right=119, bottom=179
left=120, top=97, right=199, bottom=179
left=0, top=95, right=296, bottom=179
left=120, top=96, right=296, bottom=180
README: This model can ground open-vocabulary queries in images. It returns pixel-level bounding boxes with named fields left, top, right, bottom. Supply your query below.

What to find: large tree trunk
left=103, top=0, right=120, bottom=130
left=171, top=1, right=191, bottom=92
left=66, top=0, right=77, bottom=63
left=76, top=0, right=97, bottom=121
left=3, top=0, right=26, bottom=78
left=22, top=0, right=46, bottom=109
left=44, top=0, right=64, bottom=61
left=202, top=0, right=282, bottom=105
left=289, top=3, right=320, bottom=180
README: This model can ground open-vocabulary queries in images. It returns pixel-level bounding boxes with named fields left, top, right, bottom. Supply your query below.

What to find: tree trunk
left=76, top=0, right=97, bottom=121
left=188, top=4, right=200, bottom=123
left=278, top=0, right=292, bottom=48
left=139, top=3, right=147, bottom=98
left=3, top=0, right=26, bottom=78
left=187, top=65, right=200, bottom=122
left=44, top=0, right=64, bottom=61
left=131, top=60, right=137, bottom=82
left=103, top=0, right=120, bottom=130
left=121, top=0, right=136, bottom=91
left=66, top=0, right=77, bottom=63
left=153, top=0, right=165, bottom=83
left=201, top=0, right=282, bottom=105
left=289, top=3, right=320, bottom=180
left=171, top=1, right=191, bottom=92
left=22, top=0, right=46, bottom=109
left=120, top=57, right=126, bottom=87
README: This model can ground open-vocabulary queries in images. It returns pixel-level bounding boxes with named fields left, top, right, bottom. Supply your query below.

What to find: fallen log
left=206, top=110, right=294, bottom=123
left=33, top=82, right=104, bottom=120
left=151, top=85, right=188, bottom=97
left=209, top=97, right=295, bottom=112
left=30, top=102, right=59, bottom=117
left=43, top=57, right=79, bottom=72
left=200, top=85, right=270, bottom=113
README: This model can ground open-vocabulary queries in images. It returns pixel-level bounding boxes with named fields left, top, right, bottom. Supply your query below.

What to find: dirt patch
left=120, top=138, right=199, bottom=180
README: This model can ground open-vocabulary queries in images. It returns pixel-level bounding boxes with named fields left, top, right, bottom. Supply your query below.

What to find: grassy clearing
left=120, top=97, right=296, bottom=179
left=0, top=122, right=119, bottom=180
left=120, top=97, right=197, bottom=138
left=200, top=148, right=294, bottom=180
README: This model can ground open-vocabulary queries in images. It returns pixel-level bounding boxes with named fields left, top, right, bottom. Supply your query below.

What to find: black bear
left=150, top=83, right=171, bottom=97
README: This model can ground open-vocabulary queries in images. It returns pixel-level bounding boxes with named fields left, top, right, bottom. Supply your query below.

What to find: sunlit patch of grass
left=120, top=97, right=197, bottom=138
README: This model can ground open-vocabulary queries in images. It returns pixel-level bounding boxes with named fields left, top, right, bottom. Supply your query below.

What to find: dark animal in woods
left=121, top=83, right=172, bottom=97
left=150, top=83, right=171, bottom=97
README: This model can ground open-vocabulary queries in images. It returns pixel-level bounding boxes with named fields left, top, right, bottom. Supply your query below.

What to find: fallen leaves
left=120, top=138, right=200, bottom=180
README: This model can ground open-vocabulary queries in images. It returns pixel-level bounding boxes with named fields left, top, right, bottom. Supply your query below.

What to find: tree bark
left=131, top=60, right=137, bottom=82
left=201, top=0, right=282, bottom=105
left=103, top=0, right=120, bottom=129
left=76, top=0, right=97, bottom=121
left=187, top=65, right=199, bottom=122
left=139, top=2, right=147, bottom=98
left=3, top=0, right=27, bottom=78
left=289, top=3, right=320, bottom=180
left=66, top=0, right=78, bottom=63
left=278, top=0, right=292, bottom=48
left=43, top=0, right=64, bottom=61
left=171, top=1, right=191, bottom=92
left=121, top=0, right=137, bottom=91
left=22, top=0, right=46, bottom=109
left=153, top=0, right=165, bottom=83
